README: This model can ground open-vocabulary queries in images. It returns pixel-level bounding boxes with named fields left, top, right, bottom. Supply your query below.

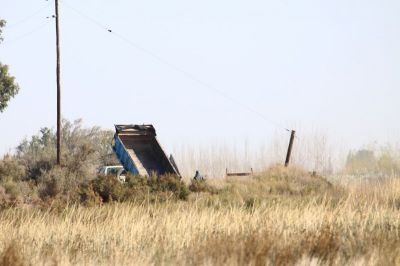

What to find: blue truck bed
left=112, top=125, right=180, bottom=177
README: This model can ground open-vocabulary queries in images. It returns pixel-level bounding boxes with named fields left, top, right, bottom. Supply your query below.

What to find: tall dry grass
left=173, top=130, right=347, bottom=178
left=1, top=167, right=400, bottom=265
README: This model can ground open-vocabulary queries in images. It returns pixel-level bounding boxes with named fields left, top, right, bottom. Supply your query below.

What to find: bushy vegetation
left=79, top=174, right=189, bottom=205
left=0, top=119, right=338, bottom=211
left=2, top=120, right=400, bottom=265
left=189, top=179, right=218, bottom=194
left=0, top=175, right=400, bottom=265
left=16, top=119, right=117, bottom=180
left=0, top=119, right=189, bottom=207
left=345, top=146, right=400, bottom=177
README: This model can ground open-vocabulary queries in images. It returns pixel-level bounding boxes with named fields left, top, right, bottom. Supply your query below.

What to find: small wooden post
left=284, top=130, right=295, bottom=167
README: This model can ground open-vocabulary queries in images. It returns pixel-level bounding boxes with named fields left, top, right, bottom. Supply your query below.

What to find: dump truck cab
left=98, top=165, right=127, bottom=182
left=98, top=165, right=124, bottom=176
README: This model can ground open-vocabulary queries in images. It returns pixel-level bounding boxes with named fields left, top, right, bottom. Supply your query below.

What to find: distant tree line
left=345, top=146, right=400, bottom=177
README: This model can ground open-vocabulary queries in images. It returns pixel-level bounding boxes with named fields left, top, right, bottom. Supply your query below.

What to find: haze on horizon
left=0, top=0, right=399, bottom=158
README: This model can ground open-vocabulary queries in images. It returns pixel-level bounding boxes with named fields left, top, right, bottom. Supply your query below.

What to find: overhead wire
left=2, top=21, right=52, bottom=45
left=59, top=0, right=291, bottom=133
left=6, top=2, right=52, bottom=29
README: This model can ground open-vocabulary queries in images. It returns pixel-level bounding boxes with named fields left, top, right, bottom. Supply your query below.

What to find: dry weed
left=0, top=169, right=399, bottom=265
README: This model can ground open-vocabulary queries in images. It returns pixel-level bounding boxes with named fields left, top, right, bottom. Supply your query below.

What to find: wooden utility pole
left=55, top=0, right=61, bottom=165
left=284, top=130, right=295, bottom=167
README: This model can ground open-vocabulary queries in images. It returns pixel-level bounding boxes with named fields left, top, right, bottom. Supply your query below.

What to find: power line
left=2, top=21, right=51, bottom=45
left=6, top=3, right=52, bottom=29
left=60, top=0, right=291, bottom=133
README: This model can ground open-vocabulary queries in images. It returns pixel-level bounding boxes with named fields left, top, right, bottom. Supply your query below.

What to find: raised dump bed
left=113, top=125, right=180, bottom=177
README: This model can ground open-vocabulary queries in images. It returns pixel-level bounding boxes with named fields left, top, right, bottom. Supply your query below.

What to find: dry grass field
left=1, top=166, right=400, bottom=266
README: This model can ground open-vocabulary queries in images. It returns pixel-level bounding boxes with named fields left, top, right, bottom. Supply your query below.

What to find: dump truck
left=112, top=124, right=180, bottom=177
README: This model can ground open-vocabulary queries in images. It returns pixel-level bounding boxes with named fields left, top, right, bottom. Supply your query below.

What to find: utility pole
left=284, top=130, right=295, bottom=167
left=55, top=0, right=61, bottom=165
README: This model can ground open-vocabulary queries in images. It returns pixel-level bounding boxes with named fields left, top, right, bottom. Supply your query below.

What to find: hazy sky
left=0, top=0, right=399, bottom=155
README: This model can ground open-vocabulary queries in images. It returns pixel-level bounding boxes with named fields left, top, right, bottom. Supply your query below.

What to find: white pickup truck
left=98, top=165, right=127, bottom=182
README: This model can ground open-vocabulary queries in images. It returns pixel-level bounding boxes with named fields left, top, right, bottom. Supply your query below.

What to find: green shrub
left=0, top=155, right=26, bottom=182
left=2, top=181, right=21, bottom=201
left=37, top=166, right=84, bottom=202
left=0, top=181, right=23, bottom=207
left=79, top=174, right=190, bottom=205
left=88, top=175, right=125, bottom=203
left=345, top=147, right=400, bottom=177
left=147, top=174, right=190, bottom=200
left=189, top=179, right=218, bottom=194
left=0, top=186, right=10, bottom=207
left=16, top=119, right=117, bottom=180
left=78, top=182, right=102, bottom=206
left=5, top=119, right=119, bottom=205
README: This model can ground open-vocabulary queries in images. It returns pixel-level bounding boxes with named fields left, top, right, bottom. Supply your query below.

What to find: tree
left=0, top=19, right=20, bottom=112
left=16, top=119, right=118, bottom=179
left=345, top=149, right=377, bottom=175
left=0, top=20, right=5, bottom=42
